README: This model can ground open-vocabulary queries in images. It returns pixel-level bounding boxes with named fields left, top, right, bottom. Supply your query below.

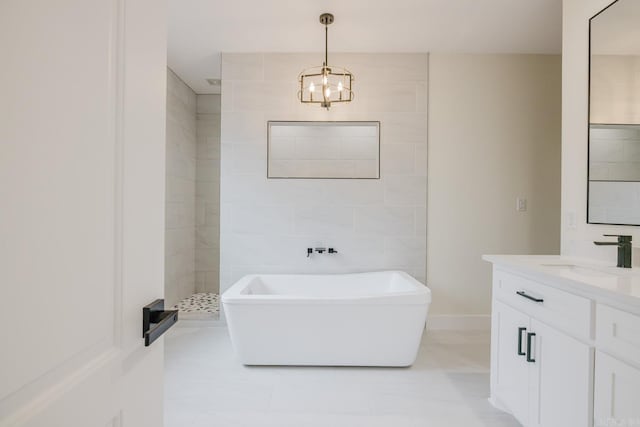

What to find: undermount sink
left=540, top=263, right=617, bottom=278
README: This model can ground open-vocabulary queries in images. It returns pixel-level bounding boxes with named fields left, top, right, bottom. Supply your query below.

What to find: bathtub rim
left=221, top=270, right=431, bottom=306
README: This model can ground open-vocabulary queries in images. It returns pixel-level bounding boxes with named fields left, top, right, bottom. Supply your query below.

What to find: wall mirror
left=588, top=0, right=640, bottom=225
left=267, top=121, right=380, bottom=179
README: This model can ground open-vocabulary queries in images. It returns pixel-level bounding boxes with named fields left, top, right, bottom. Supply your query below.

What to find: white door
left=528, top=319, right=592, bottom=427
left=0, top=0, right=167, bottom=425
left=594, top=350, right=640, bottom=427
left=491, top=300, right=530, bottom=425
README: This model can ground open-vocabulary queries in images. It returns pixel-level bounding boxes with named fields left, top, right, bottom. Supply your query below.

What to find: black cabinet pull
left=143, top=299, right=178, bottom=346
left=516, top=291, right=544, bottom=303
left=517, top=327, right=527, bottom=356
left=526, top=332, right=536, bottom=363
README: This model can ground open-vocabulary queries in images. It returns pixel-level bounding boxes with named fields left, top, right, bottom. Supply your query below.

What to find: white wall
left=165, top=69, right=197, bottom=307
left=590, top=55, right=640, bottom=124
left=562, top=0, right=640, bottom=264
left=219, top=53, right=428, bottom=295
left=195, top=94, right=221, bottom=294
left=427, top=54, right=562, bottom=316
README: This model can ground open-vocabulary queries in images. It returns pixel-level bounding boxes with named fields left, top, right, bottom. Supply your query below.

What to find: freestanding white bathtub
left=222, top=271, right=431, bottom=367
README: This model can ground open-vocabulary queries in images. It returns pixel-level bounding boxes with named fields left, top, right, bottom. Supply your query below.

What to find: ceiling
left=167, top=0, right=563, bottom=94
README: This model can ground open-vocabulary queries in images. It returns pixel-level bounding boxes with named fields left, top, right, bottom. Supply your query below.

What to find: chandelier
left=298, top=13, right=354, bottom=110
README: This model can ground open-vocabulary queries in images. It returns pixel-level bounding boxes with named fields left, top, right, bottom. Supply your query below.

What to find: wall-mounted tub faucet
left=594, top=234, right=632, bottom=268
left=306, top=247, right=338, bottom=257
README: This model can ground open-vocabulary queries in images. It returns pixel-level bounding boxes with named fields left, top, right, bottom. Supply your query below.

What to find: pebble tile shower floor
left=165, top=327, right=519, bottom=427
left=173, top=293, right=219, bottom=318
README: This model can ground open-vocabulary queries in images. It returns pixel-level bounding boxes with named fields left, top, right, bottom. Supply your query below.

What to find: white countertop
left=483, top=255, right=640, bottom=312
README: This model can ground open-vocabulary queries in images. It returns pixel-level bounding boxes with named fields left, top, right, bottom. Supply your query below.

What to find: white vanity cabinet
left=485, top=255, right=640, bottom=427
left=593, top=304, right=640, bottom=426
left=528, top=318, right=591, bottom=427
left=594, top=351, right=640, bottom=426
left=490, top=271, right=591, bottom=427
left=492, top=300, right=531, bottom=423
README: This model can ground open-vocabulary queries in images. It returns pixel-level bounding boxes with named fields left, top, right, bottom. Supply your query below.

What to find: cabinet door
left=529, top=319, right=592, bottom=427
left=594, top=350, right=640, bottom=427
left=492, top=300, right=531, bottom=425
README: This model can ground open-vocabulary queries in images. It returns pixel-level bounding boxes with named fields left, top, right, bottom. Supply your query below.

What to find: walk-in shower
left=165, top=69, right=221, bottom=319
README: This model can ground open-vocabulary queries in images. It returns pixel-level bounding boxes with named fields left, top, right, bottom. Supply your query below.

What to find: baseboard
left=174, top=314, right=490, bottom=330
left=488, top=396, right=510, bottom=414
left=175, top=318, right=227, bottom=328
left=426, top=314, right=491, bottom=331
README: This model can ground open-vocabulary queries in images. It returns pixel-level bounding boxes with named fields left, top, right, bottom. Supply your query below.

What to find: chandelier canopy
left=298, top=13, right=354, bottom=110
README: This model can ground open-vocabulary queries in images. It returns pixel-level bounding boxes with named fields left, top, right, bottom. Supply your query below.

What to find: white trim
left=426, top=314, right=491, bottom=331
left=109, top=0, right=126, bottom=349
left=177, top=316, right=492, bottom=331
left=1, top=346, right=120, bottom=425
left=488, top=396, right=511, bottom=414
left=174, top=318, right=227, bottom=328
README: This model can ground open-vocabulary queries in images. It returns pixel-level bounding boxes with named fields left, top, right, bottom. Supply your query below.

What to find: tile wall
left=195, top=95, right=221, bottom=294
left=219, top=53, right=429, bottom=298
left=588, top=126, right=640, bottom=225
left=268, top=122, right=380, bottom=178
left=165, top=69, right=197, bottom=307
left=589, top=181, right=640, bottom=224
left=590, top=126, right=640, bottom=181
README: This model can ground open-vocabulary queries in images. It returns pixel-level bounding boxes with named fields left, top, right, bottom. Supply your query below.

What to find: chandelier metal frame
left=298, top=13, right=354, bottom=110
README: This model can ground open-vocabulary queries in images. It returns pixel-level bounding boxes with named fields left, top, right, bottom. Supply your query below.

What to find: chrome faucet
left=594, top=234, right=632, bottom=268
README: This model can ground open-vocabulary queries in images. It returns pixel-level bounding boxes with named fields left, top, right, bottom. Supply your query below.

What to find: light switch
left=516, top=197, right=527, bottom=212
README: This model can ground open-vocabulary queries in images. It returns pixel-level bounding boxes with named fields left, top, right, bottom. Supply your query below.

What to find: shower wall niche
left=165, top=68, right=220, bottom=314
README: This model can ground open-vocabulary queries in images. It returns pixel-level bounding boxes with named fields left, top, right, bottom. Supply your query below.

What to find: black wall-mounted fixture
left=307, top=247, right=339, bottom=256
left=143, top=299, right=178, bottom=346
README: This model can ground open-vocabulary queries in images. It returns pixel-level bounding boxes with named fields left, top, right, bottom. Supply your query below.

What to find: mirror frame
left=587, top=0, right=639, bottom=226
left=266, top=120, right=381, bottom=180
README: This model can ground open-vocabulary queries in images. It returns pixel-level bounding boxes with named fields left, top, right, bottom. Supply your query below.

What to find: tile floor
left=164, top=325, right=519, bottom=426
left=172, top=293, right=220, bottom=319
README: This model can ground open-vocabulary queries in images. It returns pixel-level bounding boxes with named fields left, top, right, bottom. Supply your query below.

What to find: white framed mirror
left=267, top=121, right=380, bottom=179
